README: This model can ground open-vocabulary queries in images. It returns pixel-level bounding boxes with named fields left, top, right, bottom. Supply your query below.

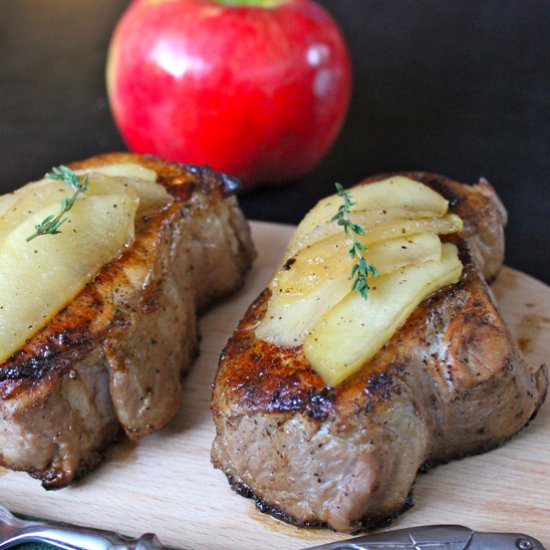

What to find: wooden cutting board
left=1, top=221, right=549, bottom=549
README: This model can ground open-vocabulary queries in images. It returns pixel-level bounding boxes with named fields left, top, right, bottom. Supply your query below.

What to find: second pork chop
left=211, top=173, right=547, bottom=532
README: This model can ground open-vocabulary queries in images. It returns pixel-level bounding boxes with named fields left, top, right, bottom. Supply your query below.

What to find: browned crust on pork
left=211, top=173, right=547, bottom=532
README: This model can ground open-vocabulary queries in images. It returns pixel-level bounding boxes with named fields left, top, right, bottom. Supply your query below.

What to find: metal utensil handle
left=0, top=505, right=164, bottom=550
left=305, top=524, right=547, bottom=549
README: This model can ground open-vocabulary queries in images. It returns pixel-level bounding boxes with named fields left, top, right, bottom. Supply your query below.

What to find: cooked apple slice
left=0, top=193, right=138, bottom=363
left=0, top=179, right=67, bottom=232
left=0, top=177, right=108, bottom=246
left=287, top=213, right=462, bottom=260
left=288, top=176, right=449, bottom=254
left=83, top=162, right=157, bottom=182
left=256, top=275, right=351, bottom=348
left=84, top=172, right=171, bottom=217
left=303, top=243, right=463, bottom=386
left=354, top=214, right=462, bottom=248
left=81, top=163, right=171, bottom=216
left=0, top=167, right=170, bottom=246
left=274, top=232, right=442, bottom=296
left=286, top=207, right=441, bottom=258
left=256, top=233, right=442, bottom=347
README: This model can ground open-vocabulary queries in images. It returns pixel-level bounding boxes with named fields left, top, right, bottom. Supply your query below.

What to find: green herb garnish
left=332, top=183, right=378, bottom=300
left=26, top=166, right=88, bottom=242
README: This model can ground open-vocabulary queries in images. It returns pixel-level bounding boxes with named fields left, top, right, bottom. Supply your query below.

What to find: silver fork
left=0, top=504, right=166, bottom=550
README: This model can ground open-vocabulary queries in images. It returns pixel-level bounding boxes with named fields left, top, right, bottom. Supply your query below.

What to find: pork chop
left=211, top=172, right=547, bottom=532
left=0, top=152, right=255, bottom=488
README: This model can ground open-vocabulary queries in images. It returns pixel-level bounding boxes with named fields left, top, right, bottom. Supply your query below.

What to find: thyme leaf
left=26, top=166, right=88, bottom=242
left=331, top=183, right=378, bottom=300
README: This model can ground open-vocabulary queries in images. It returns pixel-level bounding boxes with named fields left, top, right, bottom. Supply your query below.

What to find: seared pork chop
left=0, top=153, right=254, bottom=488
left=211, top=173, right=547, bottom=532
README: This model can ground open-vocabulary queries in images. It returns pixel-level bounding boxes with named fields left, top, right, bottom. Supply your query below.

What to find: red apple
left=106, top=0, right=352, bottom=189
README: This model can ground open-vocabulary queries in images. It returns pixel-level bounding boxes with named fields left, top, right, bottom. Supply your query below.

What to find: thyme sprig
left=26, top=166, right=88, bottom=242
left=332, top=183, right=378, bottom=300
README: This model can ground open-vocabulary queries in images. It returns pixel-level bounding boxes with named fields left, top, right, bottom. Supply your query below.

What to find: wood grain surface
left=1, top=221, right=548, bottom=549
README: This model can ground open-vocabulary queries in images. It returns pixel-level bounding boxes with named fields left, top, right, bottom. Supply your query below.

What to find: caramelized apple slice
left=0, top=193, right=138, bottom=363
left=81, top=163, right=171, bottom=216
left=274, top=233, right=442, bottom=296
left=288, top=176, right=449, bottom=254
left=0, top=179, right=67, bottom=238
left=255, top=233, right=442, bottom=346
left=354, top=214, right=462, bottom=247
left=83, top=162, right=157, bottom=182
left=303, top=243, right=463, bottom=386
left=288, top=213, right=462, bottom=261
left=0, top=166, right=169, bottom=246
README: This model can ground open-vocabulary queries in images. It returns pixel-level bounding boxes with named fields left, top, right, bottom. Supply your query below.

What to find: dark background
left=0, top=1, right=549, bottom=283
